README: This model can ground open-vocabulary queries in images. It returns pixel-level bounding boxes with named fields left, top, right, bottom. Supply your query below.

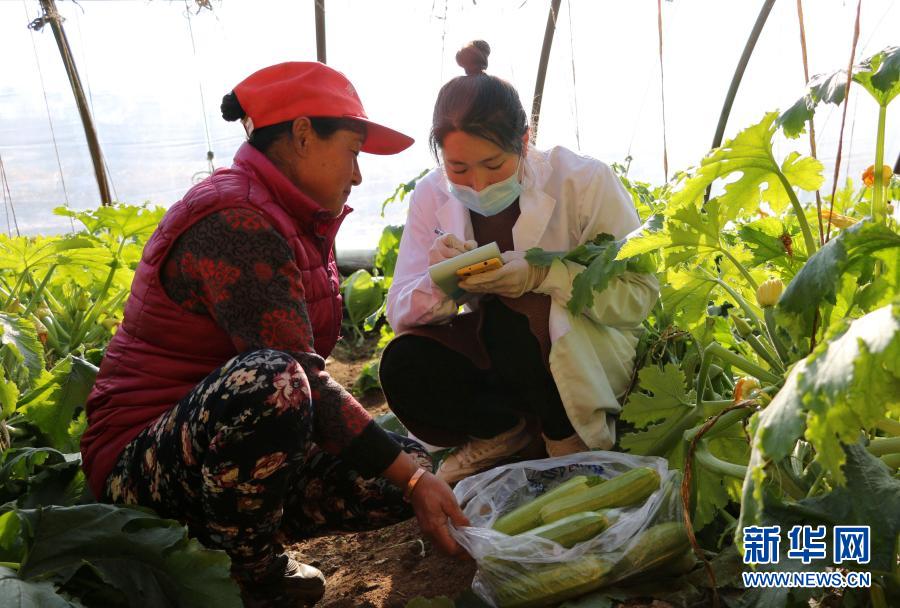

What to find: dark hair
left=429, top=41, right=529, bottom=159
left=221, top=91, right=366, bottom=152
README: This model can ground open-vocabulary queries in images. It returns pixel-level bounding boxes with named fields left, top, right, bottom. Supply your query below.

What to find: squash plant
left=524, top=46, right=900, bottom=607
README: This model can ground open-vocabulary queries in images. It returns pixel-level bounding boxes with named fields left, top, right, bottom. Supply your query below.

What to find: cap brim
left=352, top=117, right=414, bottom=155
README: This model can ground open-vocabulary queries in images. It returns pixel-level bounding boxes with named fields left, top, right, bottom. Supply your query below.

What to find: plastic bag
left=448, top=451, right=683, bottom=607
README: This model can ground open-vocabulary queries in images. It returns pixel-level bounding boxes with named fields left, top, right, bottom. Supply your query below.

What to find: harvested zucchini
left=539, top=467, right=660, bottom=524
left=495, top=554, right=613, bottom=608
left=492, top=475, right=602, bottom=535
left=522, top=511, right=609, bottom=548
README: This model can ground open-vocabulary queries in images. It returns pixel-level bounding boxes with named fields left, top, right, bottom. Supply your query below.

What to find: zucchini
left=539, top=467, right=660, bottom=524
left=608, top=522, right=691, bottom=580
left=492, top=475, right=602, bottom=535
left=495, top=554, right=613, bottom=608
left=522, top=511, right=609, bottom=548
left=654, top=548, right=698, bottom=576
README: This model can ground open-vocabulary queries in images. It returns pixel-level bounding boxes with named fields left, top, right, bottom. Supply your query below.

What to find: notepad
left=428, top=241, right=502, bottom=300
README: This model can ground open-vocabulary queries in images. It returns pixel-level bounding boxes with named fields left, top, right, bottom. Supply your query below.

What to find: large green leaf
left=779, top=46, right=900, bottom=137
left=620, top=364, right=695, bottom=429
left=777, top=221, right=900, bottom=339
left=17, top=357, right=98, bottom=452
left=342, top=269, right=385, bottom=328
left=55, top=204, right=165, bottom=245
left=0, top=369, right=18, bottom=419
left=620, top=363, right=746, bottom=529
left=668, top=113, right=823, bottom=222
left=620, top=201, right=762, bottom=313
left=0, top=236, right=101, bottom=276
left=751, top=303, right=899, bottom=488
left=0, top=313, right=45, bottom=390
left=0, top=566, right=80, bottom=608
left=620, top=364, right=693, bottom=469
left=528, top=219, right=662, bottom=315
left=658, top=272, right=722, bottom=338
left=15, top=504, right=241, bottom=607
left=566, top=235, right=630, bottom=315
left=778, top=71, right=849, bottom=138
left=0, top=448, right=85, bottom=508
left=374, top=224, right=403, bottom=281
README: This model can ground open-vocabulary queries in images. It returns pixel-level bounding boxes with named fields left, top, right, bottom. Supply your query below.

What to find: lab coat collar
left=433, top=146, right=557, bottom=249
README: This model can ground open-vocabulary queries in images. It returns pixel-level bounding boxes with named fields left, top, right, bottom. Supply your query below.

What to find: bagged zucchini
left=448, top=451, right=684, bottom=607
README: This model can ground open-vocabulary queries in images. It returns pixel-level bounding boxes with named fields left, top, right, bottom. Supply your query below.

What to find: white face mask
left=447, top=157, right=522, bottom=217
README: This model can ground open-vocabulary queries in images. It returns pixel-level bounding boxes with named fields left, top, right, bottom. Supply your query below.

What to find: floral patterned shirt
left=160, top=208, right=401, bottom=478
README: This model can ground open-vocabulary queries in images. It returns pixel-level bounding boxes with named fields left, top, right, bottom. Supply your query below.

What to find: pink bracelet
left=403, top=468, right=427, bottom=503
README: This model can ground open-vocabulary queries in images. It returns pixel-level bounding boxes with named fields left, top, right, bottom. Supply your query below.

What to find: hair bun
left=456, top=40, right=490, bottom=76
left=220, top=91, right=246, bottom=122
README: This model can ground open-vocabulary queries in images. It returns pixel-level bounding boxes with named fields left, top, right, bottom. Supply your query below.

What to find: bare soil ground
left=286, top=336, right=478, bottom=607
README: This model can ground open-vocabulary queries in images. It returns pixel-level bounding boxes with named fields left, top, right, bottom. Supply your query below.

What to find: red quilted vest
left=81, top=143, right=348, bottom=498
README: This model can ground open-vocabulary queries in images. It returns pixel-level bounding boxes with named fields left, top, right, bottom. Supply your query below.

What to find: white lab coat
left=385, top=146, right=659, bottom=448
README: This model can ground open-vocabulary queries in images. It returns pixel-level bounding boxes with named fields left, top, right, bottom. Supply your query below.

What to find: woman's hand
left=409, top=471, right=471, bottom=558
left=458, top=251, right=549, bottom=298
left=428, top=233, right=477, bottom=265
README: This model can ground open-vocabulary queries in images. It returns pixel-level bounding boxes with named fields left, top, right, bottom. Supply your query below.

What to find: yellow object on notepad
left=428, top=242, right=502, bottom=300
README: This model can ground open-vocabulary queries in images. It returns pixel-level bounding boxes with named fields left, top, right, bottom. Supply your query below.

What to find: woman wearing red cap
left=382, top=41, right=659, bottom=483
left=81, top=62, right=468, bottom=606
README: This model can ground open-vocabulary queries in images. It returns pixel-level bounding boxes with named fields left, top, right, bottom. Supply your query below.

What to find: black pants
left=381, top=299, right=574, bottom=443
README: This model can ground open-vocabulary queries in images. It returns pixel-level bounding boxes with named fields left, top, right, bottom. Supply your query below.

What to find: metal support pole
left=315, top=0, right=326, bottom=63
left=705, top=0, right=775, bottom=203
left=36, top=0, right=112, bottom=206
left=710, top=0, right=776, bottom=151
left=531, top=0, right=562, bottom=142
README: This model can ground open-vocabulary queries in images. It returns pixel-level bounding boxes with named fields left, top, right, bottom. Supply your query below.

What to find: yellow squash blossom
left=756, top=278, right=784, bottom=308
left=862, top=164, right=892, bottom=187
left=734, top=377, right=761, bottom=403
left=821, top=209, right=857, bottom=229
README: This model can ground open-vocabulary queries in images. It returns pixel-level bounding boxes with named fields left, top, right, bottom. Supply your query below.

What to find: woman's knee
left=380, top=336, right=439, bottom=386
left=212, top=349, right=313, bottom=426
left=226, top=348, right=298, bottom=377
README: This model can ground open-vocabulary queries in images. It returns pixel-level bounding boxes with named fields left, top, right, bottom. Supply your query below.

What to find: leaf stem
left=647, top=410, right=701, bottom=459
left=721, top=248, right=759, bottom=291
left=775, top=170, right=818, bottom=255
left=744, top=333, right=785, bottom=374
left=684, top=407, right=753, bottom=443
left=3, top=271, right=29, bottom=310
left=699, top=268, right=767, bottom=336
left=705, top=342, right=782, bottom=386
left=763, top=307, right=790, bottom=364
left=694, top=441, right=747, bottom=479
left=872, top=104, right=887, bottom=223
left=22, top=265, right=57, bottom=317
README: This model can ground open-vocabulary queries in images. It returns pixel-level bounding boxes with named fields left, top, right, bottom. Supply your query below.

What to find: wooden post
left=315, top=0, right=326, bottom=63
left=36, top=0, right=112, bottom=206
left=531, top=0, right=562, bottom=142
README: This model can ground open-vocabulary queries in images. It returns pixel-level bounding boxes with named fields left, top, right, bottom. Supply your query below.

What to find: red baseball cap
left=233, top=62, right=414, bottom=155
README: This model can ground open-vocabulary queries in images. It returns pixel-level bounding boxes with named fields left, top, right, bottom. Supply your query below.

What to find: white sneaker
left=435, top=419, right=531, bottom=484
left=544, top=432, right=589, bottom=458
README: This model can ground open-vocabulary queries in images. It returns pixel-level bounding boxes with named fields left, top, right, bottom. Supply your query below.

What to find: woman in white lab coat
left=381, top=41, right=658, bottom=484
